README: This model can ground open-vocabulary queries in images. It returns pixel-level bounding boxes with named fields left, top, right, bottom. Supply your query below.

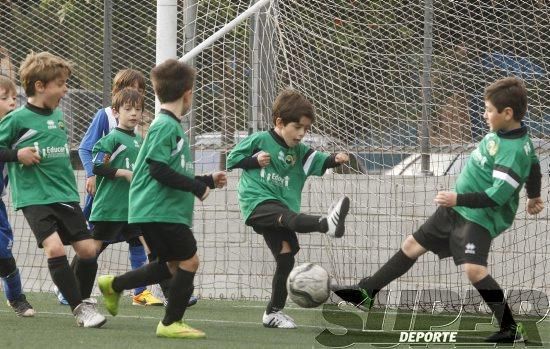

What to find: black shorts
left=139, top=223, right=197, bottom=263
left=21, top=203, right=92, bottom=248
left=91, top=221, right=141, bottom=243
left=246, top=201, right=300, bottom=256
left=413, top=206, right=492, bottom=266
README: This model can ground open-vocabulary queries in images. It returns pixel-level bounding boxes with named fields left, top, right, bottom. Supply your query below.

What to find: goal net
left=1, top=0, right=549, bottom=314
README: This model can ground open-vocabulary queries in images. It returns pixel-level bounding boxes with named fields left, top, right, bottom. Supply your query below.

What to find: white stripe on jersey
left=110, top=144, right=127, bottom=162
left=493, top=170, right=519, bottom=189
left=12, top=129, right=38, bottom=149
left=303, top=151, right=317, bottom=175
left=171, top=138, right=184, bottom=156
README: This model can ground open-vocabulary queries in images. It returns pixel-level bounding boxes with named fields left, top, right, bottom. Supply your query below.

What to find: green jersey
left=453, top=127, right=538, bottom=237
left=90, top=128, right=142, bottom=221
left=128, top=111, right=195, bottom=225
left=227, top=130, right=330, bottom=221
left=0, top=104, right=79, bottom=209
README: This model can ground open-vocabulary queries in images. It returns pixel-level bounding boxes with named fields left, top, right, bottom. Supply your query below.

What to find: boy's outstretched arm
left=434, top=191, right=497, bottom=208
left=321, top=152, right=349, bottom=173
left=149, top=160, right=216, bottom=201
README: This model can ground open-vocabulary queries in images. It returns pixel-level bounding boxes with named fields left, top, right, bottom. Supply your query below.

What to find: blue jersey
left=79, top=107, right=117, bottom=177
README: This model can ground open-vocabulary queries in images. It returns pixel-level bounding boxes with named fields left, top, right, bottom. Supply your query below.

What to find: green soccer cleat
left=156, top=320, right=206, bottom=339
left=332, top=284, right=374, bottom=310
left=98, top=275, right=121, bottom=316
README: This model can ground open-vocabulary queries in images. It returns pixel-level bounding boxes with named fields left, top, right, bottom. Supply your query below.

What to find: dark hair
left=112, top=69, right=146, bottom=96
left=112, top=87, right=144, bottom=112
left=150, top=59, right=195, bottom=103
left=484, top=77, right=528, bottom=121
left=272, top=88, right=315, bottom=125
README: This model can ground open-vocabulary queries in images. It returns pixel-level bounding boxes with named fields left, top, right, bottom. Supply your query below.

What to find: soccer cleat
left=262, top=311, right=297, bottom=329
left=73, top=302, right=106, bottom=328
left=7, top=294, right=35, bottom=317
left=98, top=275, right=121, bottom=316
left=132, top=290, right=163, bottom=306
left=326, top=196, right=350, bottom=238
left=156, top=320, right=206, bottom=339
left=485, top=322, right=527, bottom=343
left=53, top=285, right=69, bottom=305
left=332, top=284, right=374, bottom=310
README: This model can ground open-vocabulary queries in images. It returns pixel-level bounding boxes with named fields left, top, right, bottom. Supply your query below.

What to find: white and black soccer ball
left=286, top=263, right=330, bottom=308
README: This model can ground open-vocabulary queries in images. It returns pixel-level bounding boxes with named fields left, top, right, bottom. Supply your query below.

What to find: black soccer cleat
left=7, top=294, right=35, bottom=317
left=332, top=284, right=374, bottom=310
left=484, top=322, right=526, bottom=343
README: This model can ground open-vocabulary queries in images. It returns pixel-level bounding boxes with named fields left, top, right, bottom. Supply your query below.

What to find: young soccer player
left=98, top=59, right=226, bottom=338
left=334, top=77, right=544, bottom=343
left=73, top=69, right=164, bottom=306
left=226, top=88, right=351, bottom=329
left=0, top=52, right=106, bottom=327
left=0, top=75, right=35, bottom=317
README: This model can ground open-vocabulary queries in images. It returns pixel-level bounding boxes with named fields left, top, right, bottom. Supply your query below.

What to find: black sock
left=143, top=253, right=172, bottom=298
left=48, top=255, right=82, bottom=310
left=358, top=249, right=416, bottom=298
left=112, top=261, right=172, bottom=292
left=266, top=253, right=295, bottom=314
left=280, top=212, right=326, bottom=233
left=473, top=275, right=516, bottom=330
left=73, top=256, right=98, bottom=299
left=162, top=268, right=195, bottom=326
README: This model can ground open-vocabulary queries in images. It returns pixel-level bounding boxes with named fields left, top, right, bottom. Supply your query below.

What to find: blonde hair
left=0, top=75, right=16, bottom=96
left=112, top=69, right=146, bottom=96
left=19, top=51, right=72, bottom=97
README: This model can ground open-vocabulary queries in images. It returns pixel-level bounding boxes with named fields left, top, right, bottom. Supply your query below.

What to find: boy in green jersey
left=0, top=52, right=105, bottom=328
left=98, top=59, right=226, bottom=339
left=334, top=77, right=543, bottom=343
left=227, top=88, right=351, bottom=328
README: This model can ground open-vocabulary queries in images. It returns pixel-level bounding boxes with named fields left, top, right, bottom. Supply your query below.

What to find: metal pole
left=420, top=0, right=434, bottom=175
left=155, top=0, right=178, bottom=112
left=180, top=0, right=271, bottom=64
left=182, top=0, right=197, bottom=152
left=102, top=0, right=112, bottom=107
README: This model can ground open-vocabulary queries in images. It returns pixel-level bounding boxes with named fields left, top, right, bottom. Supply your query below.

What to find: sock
left=128, top=244, right=147, bottom=295
left=279, top=212, right=325, bottom=233
left=112, top=261, right=172, bottom=293
left=358, top=249, right=416, bottom=298
left=159, top=278, right=172, bottom=299
left=473, top=275, right=516, bottom=330
left=48, top=255, right=82, bottom=310
left=0, top=257, right=22, bottom=302
left=162, top=268, right=195, bottom=326
left=266, top=253, right=295, bottom=314
left=73, top=256, right=98, bottom=299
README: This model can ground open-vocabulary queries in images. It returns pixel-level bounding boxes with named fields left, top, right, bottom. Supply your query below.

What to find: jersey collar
left=497, top=122, right=527, bottom=139
left=25, top=103, right=54, bottom=116
left=159, top=109, right=179, bottom=122
left=269, top=128, right=289, bottom=148
left=115, top=127, right=136, bottom=137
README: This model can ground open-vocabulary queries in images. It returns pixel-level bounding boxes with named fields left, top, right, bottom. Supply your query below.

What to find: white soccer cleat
left=262, top=311, right=297, bottom=329
left=326, top=196, right=350, bottom=238
left=73, top=301, right=106, bottom=328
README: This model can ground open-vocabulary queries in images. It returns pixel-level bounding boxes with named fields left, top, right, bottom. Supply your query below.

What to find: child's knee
left=401, top=235, right=425, bottom=258
left=176, top=254, right=200, bottom=272
left=75, top=241, right=99, bottom=259
left=464, top=263, right=488, bottom=283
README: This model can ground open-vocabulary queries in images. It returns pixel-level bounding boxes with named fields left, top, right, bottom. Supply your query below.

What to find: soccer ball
left=286, top=263, right=330, bottom=308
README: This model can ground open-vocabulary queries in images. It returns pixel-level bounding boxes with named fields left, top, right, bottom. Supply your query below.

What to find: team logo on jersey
left=486, top=140, right=498, bottom=156
left=47, top=120, right=56, bottom=129
left=284, top=154, right=296, bottom=165
left=58, top=121, right=65, bottom=129
left=465, top=243, right=476, bottom=255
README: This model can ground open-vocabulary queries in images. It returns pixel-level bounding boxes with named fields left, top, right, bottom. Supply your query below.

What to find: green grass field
left=0, top=292, right=548, bottom=348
